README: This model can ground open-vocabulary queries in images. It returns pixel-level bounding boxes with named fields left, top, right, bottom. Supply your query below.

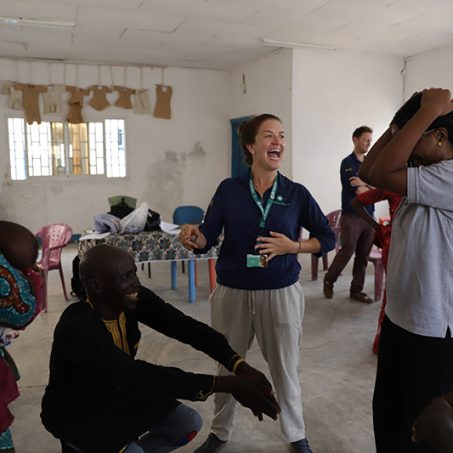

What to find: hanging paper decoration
left=88, top=85, right=112, bottom=111
left=113, top=86, right=134, bottom=109
left=153, top=84, right=172, bottom=119
left=66, top=86, right=89, bottom=124
left=42, top=85, right=65, bottom=114
left=15, top=84, right=47, bottom=124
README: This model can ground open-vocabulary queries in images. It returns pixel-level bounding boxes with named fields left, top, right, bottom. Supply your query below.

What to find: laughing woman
left=180, top=114, right=335, bottom=453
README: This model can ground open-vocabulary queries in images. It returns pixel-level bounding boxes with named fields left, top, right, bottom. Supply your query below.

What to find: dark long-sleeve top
left=197, top=169, right=336, bottom=290
left=341, top=153, right=374, bottom=216
left=41, top=286, right=237, bottom=437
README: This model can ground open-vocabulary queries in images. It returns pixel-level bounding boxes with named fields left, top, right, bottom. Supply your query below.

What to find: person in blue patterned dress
left=0, top=221, right=38, bottom=453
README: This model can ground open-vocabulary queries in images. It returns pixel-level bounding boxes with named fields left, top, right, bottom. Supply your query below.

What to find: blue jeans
left=124, top=404, right=202, bottom=453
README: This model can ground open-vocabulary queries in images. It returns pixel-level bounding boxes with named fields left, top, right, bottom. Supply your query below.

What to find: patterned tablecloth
left=78, top=230, right=218, bottom=263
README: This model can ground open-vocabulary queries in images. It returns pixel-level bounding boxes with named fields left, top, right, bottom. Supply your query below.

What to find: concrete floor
left=7, top=245, right=381, bottom=453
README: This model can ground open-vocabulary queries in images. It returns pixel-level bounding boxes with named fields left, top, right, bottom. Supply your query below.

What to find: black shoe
left=323, top=280, right=334, bottom=299
left=194, top=433, right=227, bottom=452
left=350, top=291, right=373, bottom=303
left=290, top=438, right=313, bottom=453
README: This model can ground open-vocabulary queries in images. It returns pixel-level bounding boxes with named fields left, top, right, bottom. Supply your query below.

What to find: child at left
left=0, top=221, right=42, bottom=453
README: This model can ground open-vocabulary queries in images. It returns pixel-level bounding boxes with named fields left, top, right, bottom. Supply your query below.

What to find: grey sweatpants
left=210, top=282, right=306, bottom=443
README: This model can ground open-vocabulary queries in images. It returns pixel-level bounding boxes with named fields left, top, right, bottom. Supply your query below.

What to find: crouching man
left=41, top=245, right=280, bottom=453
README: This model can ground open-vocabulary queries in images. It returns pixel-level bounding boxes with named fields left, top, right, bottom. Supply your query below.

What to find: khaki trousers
left=210, top=282, right=306, bottom=443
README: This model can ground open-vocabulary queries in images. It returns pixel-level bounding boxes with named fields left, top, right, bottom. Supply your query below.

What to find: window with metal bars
left=7, top=118, right=126, bottom=180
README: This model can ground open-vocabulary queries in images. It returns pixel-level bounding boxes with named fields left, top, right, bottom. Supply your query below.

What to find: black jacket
left=41, top=286, right=237, bottom=452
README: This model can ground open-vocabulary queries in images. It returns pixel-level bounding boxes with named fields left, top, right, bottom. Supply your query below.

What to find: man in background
left=323, top=126, right=375, bottom=303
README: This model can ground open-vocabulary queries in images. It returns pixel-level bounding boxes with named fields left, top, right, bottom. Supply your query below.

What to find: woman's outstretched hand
left=179, top=224, right=207, bottom=251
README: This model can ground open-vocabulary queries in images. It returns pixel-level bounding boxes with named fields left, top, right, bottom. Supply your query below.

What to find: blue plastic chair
left=171, top=206, right=204, bottom=302
left=173, top=205, right=204, bottom=225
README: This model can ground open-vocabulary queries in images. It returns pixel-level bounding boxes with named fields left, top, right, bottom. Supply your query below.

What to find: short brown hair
left=238, top=114, right=282, bottom=166
left=352, top=125, right=373, bottom=138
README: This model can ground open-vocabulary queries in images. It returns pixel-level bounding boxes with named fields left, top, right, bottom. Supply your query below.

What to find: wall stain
left=142, top=142, right=207, bottom=221
left=143, top=150, right=185, bottom=221
left=188, top=141, right=206, bottom=160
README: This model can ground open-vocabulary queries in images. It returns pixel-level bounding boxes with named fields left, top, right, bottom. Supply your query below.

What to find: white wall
left=291, top=49, right=404, bottom=217
left=229, top=49, right=293, bottom=177
left=0, top=59, right=230, bottom=233
left=404, top=46, right=453, bottom=97
left=0, top=48, right=413, bottom=234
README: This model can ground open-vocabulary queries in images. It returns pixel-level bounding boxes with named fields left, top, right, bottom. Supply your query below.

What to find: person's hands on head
left=179, top=224, right=205, bottom=251
left=420, top=88, right=453, bottom=118
left=255, top=231, right=296, bottom=262
left=412, top=396, right=453, bottom=453
left=390, top=91, right=422, bottom=134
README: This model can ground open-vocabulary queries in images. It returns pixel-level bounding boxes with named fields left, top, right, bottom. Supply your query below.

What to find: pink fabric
left=0, top=356, right=19, bottom=432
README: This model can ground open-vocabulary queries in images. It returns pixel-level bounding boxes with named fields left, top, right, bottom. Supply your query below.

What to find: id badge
left=246, top=253, right=268, bottom=268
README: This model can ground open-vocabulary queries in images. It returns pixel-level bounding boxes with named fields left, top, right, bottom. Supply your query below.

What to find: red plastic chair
left=311, top=209, right=342, bottom=281
left=36, top=223, right=73, bottom=311
left=368, top=246, right=385, bottom=302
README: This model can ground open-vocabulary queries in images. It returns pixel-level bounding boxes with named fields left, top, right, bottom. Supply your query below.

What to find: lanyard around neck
left=249, top=175, right=278, bottom=229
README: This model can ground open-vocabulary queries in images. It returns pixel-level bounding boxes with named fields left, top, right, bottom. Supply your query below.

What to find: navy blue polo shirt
left=341, top=153, right=374, bottom=215
left=197, top=170, right=336, bottom=290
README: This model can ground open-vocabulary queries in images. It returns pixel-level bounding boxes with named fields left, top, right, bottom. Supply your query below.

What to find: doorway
left=230, top=116, right=251, bottom=177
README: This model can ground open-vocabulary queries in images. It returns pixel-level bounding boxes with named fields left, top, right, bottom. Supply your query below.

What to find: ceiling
left=0, top=0, right=453, bottom=70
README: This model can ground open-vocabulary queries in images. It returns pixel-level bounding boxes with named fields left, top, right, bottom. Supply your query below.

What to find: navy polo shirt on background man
left=341, top=153, right=374, bottom=216
left=323, top=126, right=375, bottom=303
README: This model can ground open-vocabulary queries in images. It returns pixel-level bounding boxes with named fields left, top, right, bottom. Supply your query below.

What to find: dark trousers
left=373, top=316, right=453, bottom=453
left=45, top=392, right=180, bottom=453
left=59, top=404, right=202, bottom=453
left=324, top=213, right=374, bottom=293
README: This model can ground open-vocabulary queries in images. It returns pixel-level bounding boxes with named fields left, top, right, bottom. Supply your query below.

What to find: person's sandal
left=350, top=292, right=373, bottom=303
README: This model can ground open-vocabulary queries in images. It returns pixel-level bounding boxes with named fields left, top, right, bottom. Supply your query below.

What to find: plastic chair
left=36, top=223, right=73, bottom=311
left=368, top=246, right=385, bottom=302
left=171, top=206, right=204, bottom=296
left=173, top=205, right=204, bottom=226
left=311, top=209, right=342, bottom=281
